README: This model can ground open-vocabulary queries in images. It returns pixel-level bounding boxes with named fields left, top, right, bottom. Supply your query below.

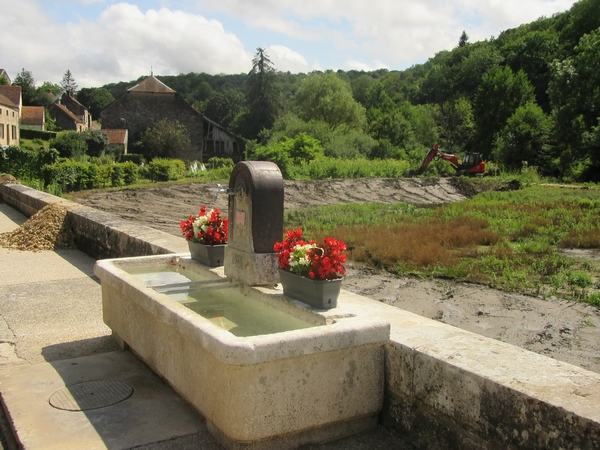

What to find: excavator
left=407, top=143, right=490, bottom=177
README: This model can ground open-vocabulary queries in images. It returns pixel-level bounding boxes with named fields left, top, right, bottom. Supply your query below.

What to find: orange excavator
left=409, top=143, right=488, bottom=177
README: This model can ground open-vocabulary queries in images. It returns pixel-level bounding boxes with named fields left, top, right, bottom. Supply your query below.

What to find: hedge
left=20, top=129, right=57, bottom=141
left=146, top=158, right=186, bottom=181
left=0, top=146, right=58, bottom=181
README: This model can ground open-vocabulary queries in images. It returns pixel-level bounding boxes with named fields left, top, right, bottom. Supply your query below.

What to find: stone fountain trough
left=94, top=253, right=390, bottom=449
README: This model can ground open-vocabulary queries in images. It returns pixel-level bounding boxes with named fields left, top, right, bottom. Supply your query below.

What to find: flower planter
left=188, top=241, right=226, bottom=267
left=278, top=269, right=342, bottom=309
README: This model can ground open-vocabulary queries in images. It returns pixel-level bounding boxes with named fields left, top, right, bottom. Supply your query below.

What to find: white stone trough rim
left=94, top=254, right=391, bottom=367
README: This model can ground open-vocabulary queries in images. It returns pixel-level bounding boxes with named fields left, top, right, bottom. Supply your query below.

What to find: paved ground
left=0, top=202, right=415, bottom=450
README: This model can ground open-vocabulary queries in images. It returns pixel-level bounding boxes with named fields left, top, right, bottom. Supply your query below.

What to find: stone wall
left=101, top=92, right=203, bottom=161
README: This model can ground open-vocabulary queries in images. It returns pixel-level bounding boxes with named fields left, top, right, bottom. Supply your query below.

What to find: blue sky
left=1, top=0, right=575, bottom=88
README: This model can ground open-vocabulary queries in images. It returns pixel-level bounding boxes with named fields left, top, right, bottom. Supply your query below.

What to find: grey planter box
left=278, top=269, right=342, bottom=309
left=188, top=242, right=226, bottom=267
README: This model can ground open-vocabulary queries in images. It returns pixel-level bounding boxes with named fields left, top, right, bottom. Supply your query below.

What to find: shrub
left=42, top=160, right=98, bottom=191
left=120, top=161, right=139, bottom=185
left=207, top=157, right=235, bottom=169
left=0, top=146, right=59, bottom=181
left=147, top=158, right=186, bottom=181
left=49, top=131, right=87, bottom=158
left=121, top=153, right=146, bottom=165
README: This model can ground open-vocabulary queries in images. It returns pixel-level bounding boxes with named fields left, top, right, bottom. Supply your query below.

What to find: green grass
left=285, top=185, right=600, bottom=304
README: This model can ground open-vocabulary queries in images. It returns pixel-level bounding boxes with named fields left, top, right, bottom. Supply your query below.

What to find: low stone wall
left=2, top=183, right=599, bottom=449
left=0, top=183, right=187, bottom=258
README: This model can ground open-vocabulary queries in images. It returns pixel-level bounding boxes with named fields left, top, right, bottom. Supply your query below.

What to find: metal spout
left=213, top=184, right=238, bottom=198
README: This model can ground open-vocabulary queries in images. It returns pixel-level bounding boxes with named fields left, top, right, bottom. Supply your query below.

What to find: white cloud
left=0, top=0, right=252, bottom=87
left=266, top=45, right=313, bottom=73
left=196, top=0, right=574, bottom=68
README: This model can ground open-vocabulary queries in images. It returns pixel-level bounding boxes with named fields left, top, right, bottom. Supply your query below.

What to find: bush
left=120, top=161, right=139, bottom=185
left=19, top=129, right=57, bottom=141
left=207, top=157, right=235, bottom=169
left=49, top=132, right=87, bottom=158
left=42, top=160, right=98, bottom=192
left=121, top=153, right=146, bottom=165
left=0, top=146, right=59, bottom=181
left=147, top=158, right=186, bottom=181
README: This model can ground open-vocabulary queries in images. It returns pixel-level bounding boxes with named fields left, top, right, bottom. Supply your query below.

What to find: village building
left=20, top=106, right=45, bottom=131
left=49, top=93, right=91, bottom=131
left=100, top=75, right=244, bottom=162
left=0, top=85, right=22, bottom=147
left=100, top=128, right=128, bottom=155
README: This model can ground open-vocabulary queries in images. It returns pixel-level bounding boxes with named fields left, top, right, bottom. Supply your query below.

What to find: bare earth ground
left=71, top=178, right=600, bottom=374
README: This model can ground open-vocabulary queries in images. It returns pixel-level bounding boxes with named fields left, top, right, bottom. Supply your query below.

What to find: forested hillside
left=97, top=0, right=600, bottom=181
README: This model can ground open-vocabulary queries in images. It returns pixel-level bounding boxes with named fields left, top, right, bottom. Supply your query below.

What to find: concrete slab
left=0, top=350, right=220, bottom=450
left=0, top=204, right=25, bottom=233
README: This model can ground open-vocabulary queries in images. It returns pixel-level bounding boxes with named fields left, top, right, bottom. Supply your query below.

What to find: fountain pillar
left=224, top=161, right=283, bottom=285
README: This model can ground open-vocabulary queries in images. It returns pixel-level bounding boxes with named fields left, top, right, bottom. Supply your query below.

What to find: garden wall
left=1, top=182, right=599, bottom=449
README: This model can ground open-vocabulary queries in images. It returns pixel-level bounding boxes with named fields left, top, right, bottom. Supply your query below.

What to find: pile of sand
left=0, top=203, right=76, bottom=251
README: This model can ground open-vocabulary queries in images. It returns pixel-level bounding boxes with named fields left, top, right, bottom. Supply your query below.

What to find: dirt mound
left=0, top=203, right=77, bottom=251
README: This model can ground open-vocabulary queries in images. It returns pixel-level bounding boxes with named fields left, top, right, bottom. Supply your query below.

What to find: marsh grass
left=285, top=185, right=600, bottom=303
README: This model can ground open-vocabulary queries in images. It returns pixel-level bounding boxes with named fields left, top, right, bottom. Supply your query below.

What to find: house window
left=0, top=108, right=2, bottom=114
left=0, top=124, right=4, bottom=139
left=11, top=125, right=16, bottom=140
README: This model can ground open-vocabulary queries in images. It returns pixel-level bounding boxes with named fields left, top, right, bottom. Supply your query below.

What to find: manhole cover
left=49, top=380, right=134, bottom=411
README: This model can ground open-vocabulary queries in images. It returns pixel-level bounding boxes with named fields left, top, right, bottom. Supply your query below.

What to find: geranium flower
left=274, top=229, right=346, bottom=280
left=180, top=206, right=228, bottom=245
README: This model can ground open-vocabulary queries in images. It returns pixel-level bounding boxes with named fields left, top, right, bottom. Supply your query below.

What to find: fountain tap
left=213, top=184, right=238, bottom=198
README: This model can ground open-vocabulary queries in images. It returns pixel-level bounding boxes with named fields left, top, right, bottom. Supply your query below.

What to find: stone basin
left=94, top=254, right=390, bottom=449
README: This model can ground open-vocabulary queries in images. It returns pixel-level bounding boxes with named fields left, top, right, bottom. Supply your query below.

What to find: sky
left=1, top=0, right=576, bottom=89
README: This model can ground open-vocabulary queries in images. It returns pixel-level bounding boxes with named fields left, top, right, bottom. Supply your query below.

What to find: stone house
left=49, top=93, right=91, bottom=131
left=100, top=75, right=244, bottom=162
left=20, top=106, right=45, bottom=131
left=0, top=86, right=22, bottom=147
left=100, top=129, right=128, bottom=155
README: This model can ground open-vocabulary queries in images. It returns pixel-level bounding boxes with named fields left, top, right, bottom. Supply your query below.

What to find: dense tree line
left=11, top=0, right=600, bottom=180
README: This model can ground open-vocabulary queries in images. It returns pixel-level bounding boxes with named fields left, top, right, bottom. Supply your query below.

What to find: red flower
left=180, top=206, right=228, bottom=245
left=273, top=229, right=346, bottom=281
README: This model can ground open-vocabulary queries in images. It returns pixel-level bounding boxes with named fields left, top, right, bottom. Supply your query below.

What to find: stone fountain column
left=224, top=161, right=283, bottom=286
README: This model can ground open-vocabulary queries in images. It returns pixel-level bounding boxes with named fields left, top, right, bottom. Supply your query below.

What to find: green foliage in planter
left=147, top=158, right=186, bottom=181
left=0, top=146, right=59, bottom=181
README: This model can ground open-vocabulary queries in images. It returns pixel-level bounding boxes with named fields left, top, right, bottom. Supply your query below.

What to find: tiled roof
left=100, top=129, right=127, bottom=145
left=0, top=86, right=21, bottom=107
left=52, top=103, right=83, bottom=123
left=21, top=106, right=45, bottom=125
left=128, top=75, right=175, bottom=93
left=0, top=93, right=16, bottom=108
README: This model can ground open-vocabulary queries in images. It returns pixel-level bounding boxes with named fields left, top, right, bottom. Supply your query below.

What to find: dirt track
left=71, top=178, right=600, bottom=374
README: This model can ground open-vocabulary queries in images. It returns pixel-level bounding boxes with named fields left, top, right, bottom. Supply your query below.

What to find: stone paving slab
left=0, top=351, right=218, bottom=450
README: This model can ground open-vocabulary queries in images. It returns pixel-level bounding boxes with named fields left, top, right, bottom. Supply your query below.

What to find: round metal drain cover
left=49, top=380, right=134, bottom=411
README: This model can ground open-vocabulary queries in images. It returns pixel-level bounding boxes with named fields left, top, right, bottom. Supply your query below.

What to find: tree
left=243, top=48, right=280, bottom=140
left=458, top=30, right=470, bottom=47
left=294, top=71, right=366, bottom=130
left=60, top=69, right=78, bottom=96
left=35, top=82, right=62, bottom=107
left=49, top=131, right=87, bottom=158
left=12, top=68, right=36, bottom=105
left=76, top=87, right=114, bottom=118
left=472, top=66, right=535, bottom=157
left=135, top=119, right=191, bottom=159
left=82, top=130, right=109, bottom=157
left=494, top=102, right=553, bottom=172
left=434, top=97, right=475, bottom=152
left=549, top=28, right=600, bottom=172
left=202, top=89, right=245, bottom=128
